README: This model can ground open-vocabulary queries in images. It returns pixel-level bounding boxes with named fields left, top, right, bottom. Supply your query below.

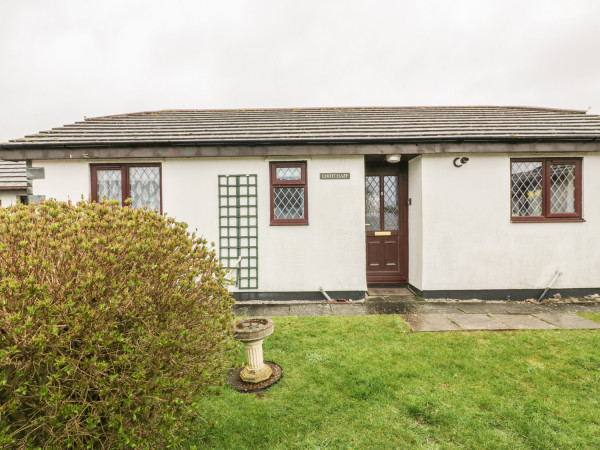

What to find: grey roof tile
left=2, top=106, right=600, bottom=148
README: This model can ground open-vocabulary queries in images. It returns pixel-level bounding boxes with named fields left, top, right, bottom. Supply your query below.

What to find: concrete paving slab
left=233, top=306, right=251, bottom=316
left=233, top=300, right=600, bottom=325
left=287, top=304, right=332, bottom=317
left=401, top=314, right=461, bottom=332
left=366, top=295, right=422, bottom=303
left=493, top=314, right=557, bottom=330
left=540, top=303, right=600, bottom=314
left=234, top=305, right=292, bottom=317
left=330, top=303, right=370, bottom=316
left=367, top=302, right=420, bottom=315
left=500, top=303, right=547, bottom=314
left=572, top=302, right=600, bottom=312
left=413, top=303, right=464, bottom=314
left=446, top=314, right=512, bottom=331
left=365, top=295, right=386, bottom=302
left=533, top=313, right=600, bottom=329
left=455, top=303, right=514, bottom=314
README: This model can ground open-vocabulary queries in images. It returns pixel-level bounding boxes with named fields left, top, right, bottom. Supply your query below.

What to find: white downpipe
left=537, top=270, right=562, bottom=302
left=319, top=286, right=333, bottom=301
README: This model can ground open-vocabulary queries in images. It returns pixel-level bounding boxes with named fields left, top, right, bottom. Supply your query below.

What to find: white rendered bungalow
left=2, top=106, right=600, bottom=301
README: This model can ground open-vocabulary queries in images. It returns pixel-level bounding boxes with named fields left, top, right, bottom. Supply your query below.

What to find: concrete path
left=234, top=297, right=600, bottom=332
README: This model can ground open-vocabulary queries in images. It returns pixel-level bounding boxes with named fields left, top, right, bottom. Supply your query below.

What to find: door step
left=367, top=287, right=413, bottom=296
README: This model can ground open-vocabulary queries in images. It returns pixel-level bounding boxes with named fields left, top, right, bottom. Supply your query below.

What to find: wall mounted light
left=453, top=156, right=469, bottom=168
left=386, top=154, right=401, bottom=163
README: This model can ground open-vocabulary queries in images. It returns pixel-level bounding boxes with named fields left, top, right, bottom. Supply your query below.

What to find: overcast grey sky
left=1, top=0, right=599, bottom=142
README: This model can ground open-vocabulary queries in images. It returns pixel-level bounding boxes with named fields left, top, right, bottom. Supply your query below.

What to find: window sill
left=511, top=217, right=585, bottom=223
left=270, top=220, right=309, bottom=226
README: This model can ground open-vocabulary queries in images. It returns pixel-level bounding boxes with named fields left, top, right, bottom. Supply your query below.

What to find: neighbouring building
left=0, top=160, right=28, bottom=207
left=2, top=106, right=600, bottom=300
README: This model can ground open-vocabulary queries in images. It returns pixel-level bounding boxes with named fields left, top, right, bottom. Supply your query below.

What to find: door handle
left=365, top=223, right=371, bottom=226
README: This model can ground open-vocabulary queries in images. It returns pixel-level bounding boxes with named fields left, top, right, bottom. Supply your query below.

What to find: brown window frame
left=510, top=158, right=582, bottom=223
left=269, top=161, right=308, bottom=226
left=90, top=163, right=163, bottom=213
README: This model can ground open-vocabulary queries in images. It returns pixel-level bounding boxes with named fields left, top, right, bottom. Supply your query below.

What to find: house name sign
left=320, top=172, right=350, bottom=180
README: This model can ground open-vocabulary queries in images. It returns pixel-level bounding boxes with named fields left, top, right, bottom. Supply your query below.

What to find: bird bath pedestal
left=228, top=317, right=283, bottom=393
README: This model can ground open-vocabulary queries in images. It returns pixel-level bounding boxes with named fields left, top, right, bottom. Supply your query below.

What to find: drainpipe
left=537, top=270, right=562, bottom=302
left=319, top=287, right=354, bottom=303
left=319, top=287, right=333, bottom=302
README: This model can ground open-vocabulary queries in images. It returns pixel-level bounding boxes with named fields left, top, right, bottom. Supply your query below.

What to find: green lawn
left=580, top=312, right=600, bottom=323
left=187, top=316, right=600, bottom=449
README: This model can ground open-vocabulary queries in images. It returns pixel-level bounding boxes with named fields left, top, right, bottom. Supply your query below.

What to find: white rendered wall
left=0, top=193, right=20, bottom=207
left=32, top=160, right=91, bottom=203
left=408, top=156, right=423, bottom=290
left=419, top=153, right=600, bottom=291
left=32, top=156, right=367, bottom=294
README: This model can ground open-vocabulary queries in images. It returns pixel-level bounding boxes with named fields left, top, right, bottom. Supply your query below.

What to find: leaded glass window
left=91, top=164, right=161, bottom=213
left=270, top=161, right=308, bottom=225
left=511, top=162, right=542, bottom=216
left=274, top=188, right=305, bottom=219
left=511, top=159, right=582, bottom=222
left=129, top=166, right=161, bottom=211
left=97, top=169, right=123, bottom=204
left=276, top=167, right=302, bottom=181
left=550, top=164, right=575, bottom=213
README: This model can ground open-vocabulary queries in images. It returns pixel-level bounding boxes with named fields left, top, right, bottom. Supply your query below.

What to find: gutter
left=0, top=186, right=28, bottom=191
left=1, top=138, right=600, bottom=161
left=1, top=135, right=599, bottom=151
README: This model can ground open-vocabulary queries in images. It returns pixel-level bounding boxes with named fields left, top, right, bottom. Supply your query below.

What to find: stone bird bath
left=228, top=317, right=282, bottom=392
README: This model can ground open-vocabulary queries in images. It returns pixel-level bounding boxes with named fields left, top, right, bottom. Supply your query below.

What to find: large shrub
left=0, top=200, right=236, bottom=448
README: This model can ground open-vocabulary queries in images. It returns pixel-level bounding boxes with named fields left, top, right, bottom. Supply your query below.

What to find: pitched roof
left=0, top=160, right=27, bottom=190
left=2, top=106, right=600, bottom=149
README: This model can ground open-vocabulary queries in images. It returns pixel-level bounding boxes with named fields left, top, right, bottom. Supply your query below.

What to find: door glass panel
left=97, top=170, right=122, bottom=204
left=129, top=166, right=161, bottom=211
left=383, top=175, right=399, bottom=230
left=365, top=176, right=380, bottom=231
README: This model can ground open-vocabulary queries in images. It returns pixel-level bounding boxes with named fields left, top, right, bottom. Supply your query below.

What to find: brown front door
left=365, top=163, right=408, bottom=284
